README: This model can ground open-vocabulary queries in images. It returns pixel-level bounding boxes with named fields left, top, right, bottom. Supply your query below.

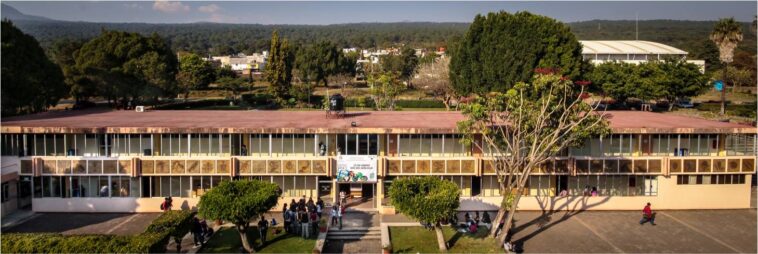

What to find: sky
left=4, top=1, right=757, bottom=25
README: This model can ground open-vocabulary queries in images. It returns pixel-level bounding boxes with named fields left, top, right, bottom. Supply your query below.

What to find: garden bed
left=389, top=226, right=500, bottom=253
left=199, top=226, right=316, bottom=253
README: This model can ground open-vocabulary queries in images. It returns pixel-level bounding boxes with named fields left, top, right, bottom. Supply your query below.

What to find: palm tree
left=709, top=17, right=743, bottom=115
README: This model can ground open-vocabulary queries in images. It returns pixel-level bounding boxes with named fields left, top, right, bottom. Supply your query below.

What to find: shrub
left=1, top=211, right=195, bottom=253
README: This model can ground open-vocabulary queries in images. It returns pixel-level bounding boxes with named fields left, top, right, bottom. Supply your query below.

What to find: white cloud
left=152, top=0, right=190, bottom=13
left=198, top=4, right=221, bottom=13
left=123, top=3, right=144, bottom=10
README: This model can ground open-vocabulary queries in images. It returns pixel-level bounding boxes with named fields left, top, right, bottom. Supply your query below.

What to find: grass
left=389, top=226, right=501, bottom=253
left=199, top=226, right=316, bottom=253
left=693, top=90, right=756, bottom=104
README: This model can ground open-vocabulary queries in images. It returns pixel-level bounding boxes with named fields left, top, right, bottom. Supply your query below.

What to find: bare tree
left=413, top=57, right=456, bottom=110
left=459, top=71, right=609, bottom=246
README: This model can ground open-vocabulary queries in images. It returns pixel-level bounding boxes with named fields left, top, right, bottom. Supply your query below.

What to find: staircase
left=326, top=226, right=381, bottom=240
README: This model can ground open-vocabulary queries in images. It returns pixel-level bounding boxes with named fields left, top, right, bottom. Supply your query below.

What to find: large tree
left=295, top=41, right=341, bottom=87
left=368, top=72, right=405, bottom=110
left=198, top=180, right=280, bottom=253
left=75, top=30, right=178, bottom=103
left=389, top=177, right=460, bottom=251
left=1, top=20, right=67, bottom=116
left=266, top=30, right=294, bottom=101
left=458, top=72, right=608, bottom=246
left=381, top=47, right=419, bottom=87
left=710, top=17, right=743, bottom=115
left=177, top=53, right=216, bottom=102
left=449, top=11, right=584, bottom=95
left=654, top=60, right=709, bottom=110
left=413, top=56, right=456, bottom=110
left=49, top=38, right=96, bottom=103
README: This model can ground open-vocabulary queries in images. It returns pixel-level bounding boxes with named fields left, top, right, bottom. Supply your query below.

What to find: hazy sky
left=4, top=1, right=757, bottom=24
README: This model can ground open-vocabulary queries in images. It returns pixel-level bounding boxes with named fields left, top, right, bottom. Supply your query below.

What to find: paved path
left=323, top=211, right=381, bottom=253
left=5, top=213, right=161, bottom=235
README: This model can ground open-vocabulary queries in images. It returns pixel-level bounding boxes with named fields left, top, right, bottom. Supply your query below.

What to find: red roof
left=1, top=109, right=754, bottom=134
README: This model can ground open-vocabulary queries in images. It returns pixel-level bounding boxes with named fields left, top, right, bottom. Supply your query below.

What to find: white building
left=580, top=40, right=705, bottom=73
left=210, top=51, right=269, bottom=74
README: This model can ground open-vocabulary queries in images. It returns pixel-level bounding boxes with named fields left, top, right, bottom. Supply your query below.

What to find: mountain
left=1, top=4, right=52, bottom=22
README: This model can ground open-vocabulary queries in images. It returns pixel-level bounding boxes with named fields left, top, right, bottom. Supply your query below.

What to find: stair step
left=328, top=231, right=381, bottom=236
left=326, top=235, right=381, bottom=240
left=328, top=226, right=380, bottom=231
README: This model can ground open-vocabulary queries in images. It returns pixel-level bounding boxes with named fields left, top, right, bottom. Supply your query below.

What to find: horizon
left=2, top=1, right=756, bottom=25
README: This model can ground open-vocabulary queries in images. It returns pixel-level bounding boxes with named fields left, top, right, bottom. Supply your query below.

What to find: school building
left=0, top=110, right=755, bottom=214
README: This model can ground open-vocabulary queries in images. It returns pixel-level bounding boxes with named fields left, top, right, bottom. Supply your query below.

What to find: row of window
left=566, top=134, right=755, bottom=157
left=676, top=174, right=747, bottom=185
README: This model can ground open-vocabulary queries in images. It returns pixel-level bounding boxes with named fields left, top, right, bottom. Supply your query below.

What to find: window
left=1, top=182, right=9, bottom=202
left=676, top=174, right=746, bottom=185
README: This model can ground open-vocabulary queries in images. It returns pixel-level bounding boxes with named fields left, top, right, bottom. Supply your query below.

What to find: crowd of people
left=282, top=195, right=335, bottom=239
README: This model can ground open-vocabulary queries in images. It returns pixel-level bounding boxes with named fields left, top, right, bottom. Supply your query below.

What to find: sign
left=714, top=80, right=723, bottom=91
left=336, top=155, right=377, bottom=182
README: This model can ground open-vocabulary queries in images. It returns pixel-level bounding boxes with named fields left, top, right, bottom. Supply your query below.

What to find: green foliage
left=215, top=65, right=237, bottom=79
left=1, top=211, right=195, bottom=254
left=1, top=20, right=66, bottom=116
left=450, top=11, right=584, bottom=95
left=266, top=30, right=295, bottom=100
left=368, top=72, right=406, bottom=110
left=177, top=52, right=216, bottom=97
left=295, top=40, right=345, bottom=86
left=216, top=77, right=249, bottom=100
left=75, top=30, right=178, bottom=100
left=588, top=60, right=708, bottom=104
left=49, top=38, right=95, bottom=102
left=198, top=180, right=280, bottom=227
left=388, top=177, right=460, bottom=224
left=381, top=47, right=419, bottom=81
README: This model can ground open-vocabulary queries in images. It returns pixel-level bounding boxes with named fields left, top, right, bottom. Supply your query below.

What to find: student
left=316, top=200, right=323, bottom=218
left=282, top=204, right=290, bottom=233
left=337, top=203, right=344, bottom=230
left=310, top=210, right=319, bottom=235
left=339, top=190, right=346, bottom=205
left=258, top=216, right=269, bottom=245
left=191, top=217, right=204, bottom=246
left=639, top=203, right=656, bottom=226
left=331, top=204, right=339, bottom=226
left=591, top=187, right=598, bottom=196
left=240, top=144, right=248, bottom=156
left=504, top=241, right=514, bottom=253
left=559, top=189, right=568, bottom=197
left=474, top=211, right=481, bottom=224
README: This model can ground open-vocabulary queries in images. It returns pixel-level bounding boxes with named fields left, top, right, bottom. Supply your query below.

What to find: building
left=209, top=52, right=268, bottom=75
left=580, top=40, right=705, bottom=73
left=0, top=110, right=754, bottom=214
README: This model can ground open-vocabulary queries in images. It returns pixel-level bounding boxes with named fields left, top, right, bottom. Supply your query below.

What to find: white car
left=676, top=99, right=695, bottom=108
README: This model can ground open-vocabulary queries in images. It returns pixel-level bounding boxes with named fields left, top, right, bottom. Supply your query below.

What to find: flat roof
left=580, top=40, right=688, bottom=55
left=1, top=109, right=754, bottom=134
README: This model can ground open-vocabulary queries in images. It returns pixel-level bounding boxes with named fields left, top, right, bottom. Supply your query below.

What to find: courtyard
left=4, top=212, right=160, bottom=235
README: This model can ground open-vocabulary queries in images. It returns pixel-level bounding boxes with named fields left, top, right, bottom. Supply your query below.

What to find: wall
left=455, top=175, right=752, bottom=211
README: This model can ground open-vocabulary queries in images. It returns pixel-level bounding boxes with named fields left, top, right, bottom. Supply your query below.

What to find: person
left=583, top=185, right=590, bottom=196
left=464, top=212, right=471, bottom=226
left=640, top=203, right=656, bottom=225
left=290, top=199, right=298, bottom=211
left=318, top=142, right=326, bottom=156
left=591, top=187, right=598, bottom=196
left=161, top=197, right=173, bottom=212
left=339, top=190, right=346, bottom=205
left=240, top=144, right=248, bottom=156
left=559, top=188, right=568, bottom=197
left=200, top=219, right=211, bottom=237
left=504, top=241, right=514, bottom=253
left=310, top=210, right=319, bottom=235
left=300, top=209, right=310, bottom=238
left=474, top=211, right=481, bottom=224
left=191, top=217, right=204, bottom=246
left=468, top=222, right=478, bottom=234
left=316, top=199, right=323, bottom=218
left=331, top=204, right=339, bottom=226
left=282, top=203, right=290, bottom=233
left=258, top=216, right=269, bottom=245
left=337, top=203, right=344, bottom=230
left=299, top=196, right=306, bottom=211
left=307, top=197, right=315, bottom=212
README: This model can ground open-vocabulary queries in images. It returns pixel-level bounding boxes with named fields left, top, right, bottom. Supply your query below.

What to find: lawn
left=199, top=226, right=316, bottom=253
left=389, top=226, right=501, bottom=253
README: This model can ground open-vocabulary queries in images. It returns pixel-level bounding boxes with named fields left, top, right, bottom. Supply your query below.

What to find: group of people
left=459, top=211, right=490, bottom=234
left=190, top=217, right=213, bottom=246
left=282, top=196, right=326, bottom=238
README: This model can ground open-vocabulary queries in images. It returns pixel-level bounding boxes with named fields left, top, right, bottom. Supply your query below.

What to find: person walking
left=338, top=203, right=345, bottom=230
left=191, top=217, right=204, bottom=246
left=339, top=190, right=346, bottom=205
left=331, top=204, right=339, bottom=227
left=258, top=216, right=269, bottom=245
left=639, top=203, right=656, bottom=225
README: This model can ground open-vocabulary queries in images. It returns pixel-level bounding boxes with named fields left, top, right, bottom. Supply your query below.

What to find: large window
left=336, top=134, right=378, bottom=155
left=726, top=134, right=756, bottom=156
left=677, top=174, right=746, bottom=185
left=398, top=134, right=466, bottom=157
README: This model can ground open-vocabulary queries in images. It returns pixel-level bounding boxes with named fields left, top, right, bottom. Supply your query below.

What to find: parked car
left=676, top=98, right=694, bottom=108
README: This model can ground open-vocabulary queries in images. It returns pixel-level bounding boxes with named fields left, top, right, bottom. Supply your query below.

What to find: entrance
left=338, top=183, right=375, bottom=209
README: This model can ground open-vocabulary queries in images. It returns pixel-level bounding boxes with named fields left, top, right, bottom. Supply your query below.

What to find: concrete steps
left=326, top=227, right=381, bottom=240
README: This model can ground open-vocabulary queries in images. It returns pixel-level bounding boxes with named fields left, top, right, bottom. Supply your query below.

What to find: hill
left=0, top=4, right=52, bottom=21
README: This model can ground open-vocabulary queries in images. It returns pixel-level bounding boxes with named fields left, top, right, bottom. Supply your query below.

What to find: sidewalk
left=1, top=209, right=38, bottom=231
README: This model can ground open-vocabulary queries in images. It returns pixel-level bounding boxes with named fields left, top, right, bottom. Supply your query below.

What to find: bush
left=342, top=99, right=445, bottom=109
left=1, top=211, right=196, bottom=253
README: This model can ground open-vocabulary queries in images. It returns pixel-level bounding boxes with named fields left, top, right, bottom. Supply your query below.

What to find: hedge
left=1, top=210, right=196, bottom=253
left=342, top=98, right=446, bottom=109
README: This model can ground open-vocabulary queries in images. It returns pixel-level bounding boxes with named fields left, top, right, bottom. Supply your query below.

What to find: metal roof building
left=579, top=40, right=704, bottom=72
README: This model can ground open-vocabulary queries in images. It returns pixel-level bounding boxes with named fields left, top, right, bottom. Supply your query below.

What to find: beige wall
left=454, top=175, right=752, bottom=211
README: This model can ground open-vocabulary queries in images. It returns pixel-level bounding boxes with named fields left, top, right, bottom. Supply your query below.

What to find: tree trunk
left=442, top=95, right=451, bottom=111
left=434, top=224, right=447, bottom=251
left=496, top=194, right=522, bottom=247
left=237, top=224, right=254, bottom=253
left=488, top=208, right=505, bottom=237
left=721, top=63, right=728, bottom=115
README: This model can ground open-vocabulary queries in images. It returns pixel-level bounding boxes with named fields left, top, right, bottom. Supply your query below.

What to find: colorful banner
left=336, top=155, right=377, bottom=182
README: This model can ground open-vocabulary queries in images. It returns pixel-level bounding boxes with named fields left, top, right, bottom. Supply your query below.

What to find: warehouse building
left=580, top=40, right=706, bottom=73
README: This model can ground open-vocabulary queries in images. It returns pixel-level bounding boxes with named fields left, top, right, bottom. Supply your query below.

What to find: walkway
left=322, top=211, right=381, bottom=253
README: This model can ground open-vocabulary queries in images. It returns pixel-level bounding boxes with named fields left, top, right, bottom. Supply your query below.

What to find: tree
left=368, top=72, right=405, bottom=110
left=1, top=20, right=67, bottom=116
left=653, top=60, right=709, bottom=110
left=295, top=41, right=341, bottom=87
left=716, top=66, right=753, bottom=93
left=381, top=47, right=419, bottom=87
left=266, top=30, right=294, bottom=101
left=75, top=30, right=178, bottom=104
left=177, top=53, right=216, bottom=102
left=216, top=65, right=237, bottom=79
left=413, top=57, right=456, bottom=110
left=49, top=38, right=96, bottom=103
left=458, top=72, right=608, bottom=246
left=198, top=180, right=280, bottom=253
left=449, top=11, right=584, bottom=95
left=217, top=77, right=249, bottom=103
left=585, top=62, right=636, bottom=102
left=710, top=17, right=743, bottom=115
left=388, top=177, right=460, bottom=251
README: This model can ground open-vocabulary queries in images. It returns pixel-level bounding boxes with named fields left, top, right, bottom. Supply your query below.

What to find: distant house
left=209, top=51, right=269, bottom=76
left=580, top=40, right=705, bottom=73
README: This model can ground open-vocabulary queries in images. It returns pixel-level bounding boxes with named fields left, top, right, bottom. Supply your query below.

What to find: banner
left=336, top=155, right=377, bottom=182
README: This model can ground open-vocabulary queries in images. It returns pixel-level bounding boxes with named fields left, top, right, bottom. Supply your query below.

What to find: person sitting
left=591, top=187, right=598, bottom=196
left=468, top=222, right=478, bottom=234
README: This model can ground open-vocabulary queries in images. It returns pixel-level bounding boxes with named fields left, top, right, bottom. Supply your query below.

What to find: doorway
left=338, top=183, right=375, bottom=209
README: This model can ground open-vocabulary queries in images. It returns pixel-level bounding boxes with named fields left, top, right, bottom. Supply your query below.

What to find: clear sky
left=4, top=1, right=757, bottom=24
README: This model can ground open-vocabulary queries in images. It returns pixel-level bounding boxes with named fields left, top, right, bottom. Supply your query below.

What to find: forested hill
left=10, top=19, right=756, bottom=55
